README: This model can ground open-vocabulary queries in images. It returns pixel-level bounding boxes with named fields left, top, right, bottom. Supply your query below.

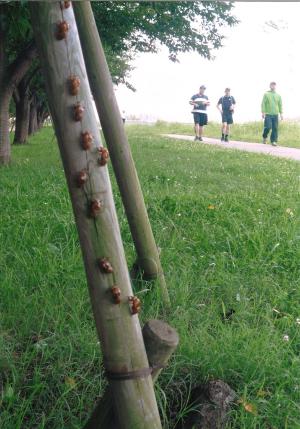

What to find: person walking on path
left=189, top=85, right=210, bottom=141
left=261, top=82, right=283, bottom=146
left=217, top=88, right=236, bottom=142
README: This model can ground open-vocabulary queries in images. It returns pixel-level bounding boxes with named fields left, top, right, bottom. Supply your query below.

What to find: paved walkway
left=163, top=134, right=300, bottom=162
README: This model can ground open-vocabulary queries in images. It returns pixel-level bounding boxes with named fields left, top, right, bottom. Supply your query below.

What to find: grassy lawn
left=153, top=120, right=300, bottom=149
left=1, top=125, right=300, bottom=428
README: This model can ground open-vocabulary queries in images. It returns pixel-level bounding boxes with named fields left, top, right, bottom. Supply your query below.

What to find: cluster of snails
left=57, top=14, right=109, bottom=224
left=57, top=9, right=139, bottom=317
left=98, top=258, right=141, bottom=314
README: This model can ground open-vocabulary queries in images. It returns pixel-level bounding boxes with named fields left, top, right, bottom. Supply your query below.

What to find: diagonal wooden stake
left=29, top=3, right=162, bottom=428
left=73, top=2, right=170, bottom=306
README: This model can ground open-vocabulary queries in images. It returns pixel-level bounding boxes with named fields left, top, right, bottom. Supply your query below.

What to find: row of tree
left=0, top=1, right=237, bottom=165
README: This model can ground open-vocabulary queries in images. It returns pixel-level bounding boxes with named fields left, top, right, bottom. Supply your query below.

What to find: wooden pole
left=84, top=320, right=179, bottom=429
left=72, top=2, right=170, bottom=306
left=29, top=3, right=162, bottom=429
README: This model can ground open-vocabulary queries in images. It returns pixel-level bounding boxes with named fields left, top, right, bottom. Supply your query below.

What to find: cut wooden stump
left=84, top=320, right=179, bottom=429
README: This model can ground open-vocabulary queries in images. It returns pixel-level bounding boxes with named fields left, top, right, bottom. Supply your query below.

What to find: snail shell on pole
left=56, top=21, right=70, bottom=40
left=81, top=131, right=93, bottom=150
left=111, top=286, right=121, bottom=304
left=128, top=296, right=141, bottom=315
left=68, top=75, right=81, bottom=96
left=98, top=258, right=114, bottom=274
left=90, top=199, right=102, bottom=217
left=98, top=147, right=109, bottom=166
left=76, top=170, right=88, bottom=187
left=74, top=103, right=84, bottom=121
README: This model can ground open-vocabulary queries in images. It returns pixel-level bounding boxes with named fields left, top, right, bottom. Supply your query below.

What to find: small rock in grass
left=178, top=380, right=236, bottom=429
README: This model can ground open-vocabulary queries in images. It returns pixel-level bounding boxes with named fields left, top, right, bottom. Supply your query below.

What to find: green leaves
left=91, top=1, right=238, bottom=85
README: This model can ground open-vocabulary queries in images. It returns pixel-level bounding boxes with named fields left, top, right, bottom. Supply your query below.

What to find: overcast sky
left=115, top=2, right=300, bottom=123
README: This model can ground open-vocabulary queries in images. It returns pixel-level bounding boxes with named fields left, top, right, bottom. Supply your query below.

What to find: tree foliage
left=2, top=1, right=237, bottom=90
left=92, top=1, right=237, bottom=86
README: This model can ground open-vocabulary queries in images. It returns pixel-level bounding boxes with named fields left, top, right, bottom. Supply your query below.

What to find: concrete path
left=163, top=134, right=300, bottom=162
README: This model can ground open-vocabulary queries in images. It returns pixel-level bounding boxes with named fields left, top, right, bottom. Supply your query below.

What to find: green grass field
left=154, top=120, right=300, bottom=149
left=1, top=125, right=300, bottom=428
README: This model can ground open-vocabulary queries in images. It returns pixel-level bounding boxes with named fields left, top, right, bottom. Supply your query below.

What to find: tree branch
left=13, top=88, right=20, bottom=104
left=7, top=40, right=37, bottom=90
left=25, top=65, right=40, bottom=88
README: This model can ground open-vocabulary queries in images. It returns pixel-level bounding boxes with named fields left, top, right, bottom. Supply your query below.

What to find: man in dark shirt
left=217, top=88, right=236, bottom=142
left=189, top=85, right=210, bottom=141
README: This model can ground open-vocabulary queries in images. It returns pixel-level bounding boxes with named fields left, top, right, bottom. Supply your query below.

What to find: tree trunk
left=0, top=92, right=11, bottom=164
left=0, top=6, right=37, bottom=164
left=37, top=102, right=49, bottom=131
left=28, top=99, right=38, bottom=135
left=29, top=3, right=162, bottom=429
left=73, top=2, right=170, bottom=306
left=0, top=20, right=11, bottom=164
left=14, top=81, right=30, bottom=144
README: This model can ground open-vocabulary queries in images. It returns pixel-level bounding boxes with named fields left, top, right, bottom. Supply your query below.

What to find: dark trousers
left=263, top=114, right=278, bottom=143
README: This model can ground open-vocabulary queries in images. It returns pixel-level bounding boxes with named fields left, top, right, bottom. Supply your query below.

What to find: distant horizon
left=115, top=2, right=300, bottom=124
left=123, top=117, right=300, bottom=125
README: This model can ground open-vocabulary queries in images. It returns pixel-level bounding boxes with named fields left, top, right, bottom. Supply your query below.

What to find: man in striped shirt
left=189, top=85, right=210, bottom=141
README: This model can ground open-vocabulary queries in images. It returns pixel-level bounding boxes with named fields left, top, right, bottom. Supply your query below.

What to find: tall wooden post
left=29, top=3, right=162, bottom=428
left=72, top=2, right=170, bottom=306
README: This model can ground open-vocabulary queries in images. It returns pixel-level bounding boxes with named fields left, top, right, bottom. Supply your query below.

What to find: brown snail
left=90, top=199, right=102, bottom=217
left=111, top=286, right=121, bottom=304
left=98, top=258, right=113, bottom=274
left=56, top=21, right=69, bottom=40
left=74, top=103, right=84, bottom=122
left=76, top=170, right=88, bottom=188
left=97, top=147, right=109, bottom=166
left=81, top=131, right=93, bottom=150
left=128, top=296, right=141, bottom=315
left=68, top=75, right=80, bottom=96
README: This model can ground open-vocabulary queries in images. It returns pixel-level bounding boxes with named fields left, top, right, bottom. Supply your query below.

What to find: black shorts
left=193, top=112, right=208, bottom=126
left=222, top=111, right=233, bottom=124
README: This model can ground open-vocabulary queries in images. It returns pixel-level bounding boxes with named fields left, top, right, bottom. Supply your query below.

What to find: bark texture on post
left=29, top=3, right=162, bottom=429
left=85, top=320, right=179, bottom=429
left=73, top=2, right=170, bottom=306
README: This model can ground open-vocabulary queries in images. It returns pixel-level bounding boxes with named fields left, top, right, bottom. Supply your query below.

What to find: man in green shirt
left=261, top=82, right=283, bottom=146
